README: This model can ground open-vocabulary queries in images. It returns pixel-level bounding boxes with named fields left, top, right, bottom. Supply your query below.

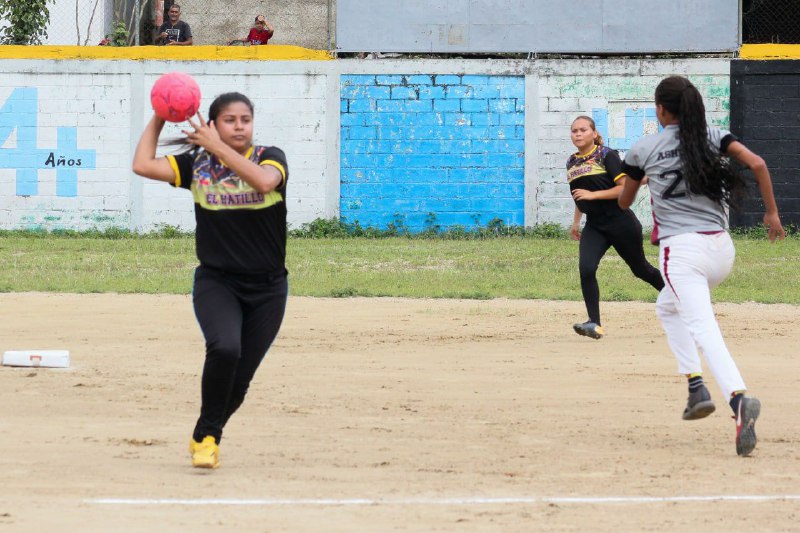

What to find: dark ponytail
left=655, top=76, right=746, bottom=207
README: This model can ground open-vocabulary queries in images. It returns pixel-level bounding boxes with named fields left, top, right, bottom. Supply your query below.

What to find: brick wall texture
left=730, top=60, right=800, bottom=227
left=3, top=57, right=776, bottom=233
left=340, top=74, right=525, bottom=231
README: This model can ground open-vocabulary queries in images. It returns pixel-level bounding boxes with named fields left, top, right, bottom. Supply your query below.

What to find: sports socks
left=687, top=373, right=704, bottom=392
left=729, top=391, right=745, bottom=415
left=688, top=375, right=746, bottom=415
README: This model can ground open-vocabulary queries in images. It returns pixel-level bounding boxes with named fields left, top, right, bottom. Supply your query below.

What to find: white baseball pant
left=655, top=231, right=746, bottom=399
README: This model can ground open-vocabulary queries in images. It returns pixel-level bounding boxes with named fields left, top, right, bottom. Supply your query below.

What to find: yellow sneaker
left=191, top=436, right=220, bottom=469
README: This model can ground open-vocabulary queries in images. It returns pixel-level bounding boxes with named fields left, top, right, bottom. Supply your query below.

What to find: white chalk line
left=87, top=494, right=800, bottom=506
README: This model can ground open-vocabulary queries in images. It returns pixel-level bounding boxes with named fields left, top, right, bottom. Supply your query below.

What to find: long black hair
left=163, top=92, right=255, bottom=151
left=655, top=76, right=746, bottom=207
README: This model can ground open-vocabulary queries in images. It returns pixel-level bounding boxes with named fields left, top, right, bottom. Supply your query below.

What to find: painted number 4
left=0, top=87, right=95, bottom=197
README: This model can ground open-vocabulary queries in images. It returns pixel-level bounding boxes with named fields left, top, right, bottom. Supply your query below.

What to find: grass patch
left=0, top=224, right=798, bottom=303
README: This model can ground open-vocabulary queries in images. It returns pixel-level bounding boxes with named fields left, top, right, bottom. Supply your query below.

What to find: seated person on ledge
left=229, top=15, right=274, bottom=45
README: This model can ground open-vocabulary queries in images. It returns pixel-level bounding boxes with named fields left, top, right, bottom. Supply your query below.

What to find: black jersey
left=156, top=20, right=192, bottom=44
left=168, top=145, right=288, bottom=275
left=566, top=144, right=625, bottom=218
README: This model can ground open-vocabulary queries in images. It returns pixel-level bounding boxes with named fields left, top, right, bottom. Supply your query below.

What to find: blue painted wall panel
left=0, top=87, right=96, bottom=198
left=340, top=74, right=525, bottom=232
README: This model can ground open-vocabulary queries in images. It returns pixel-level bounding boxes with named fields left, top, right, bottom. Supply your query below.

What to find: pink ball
left=150, top=72, right=202, bottom=122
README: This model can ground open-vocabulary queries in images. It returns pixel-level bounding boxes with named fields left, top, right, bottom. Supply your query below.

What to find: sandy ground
left=0, top=293, right=798, bottom=532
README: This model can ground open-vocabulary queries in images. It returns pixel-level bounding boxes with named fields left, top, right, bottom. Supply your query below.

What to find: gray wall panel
left=337, top=0, right=738, bottom=53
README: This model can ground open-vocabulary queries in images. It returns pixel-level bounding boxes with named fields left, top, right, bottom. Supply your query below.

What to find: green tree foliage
left=0, top=0, right=52, bottom=45
left=101, top=21, right=130, bottom=47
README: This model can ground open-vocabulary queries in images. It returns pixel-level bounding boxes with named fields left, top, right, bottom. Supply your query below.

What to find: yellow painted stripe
left=0, top=45, right=332, bottom=61
left=166, top=155, right=181, bottom=187
left=739, top=44, right=800, bottom=59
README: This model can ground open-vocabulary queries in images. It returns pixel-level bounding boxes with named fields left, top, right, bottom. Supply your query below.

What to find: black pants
left=191, top=265, right=288, bottom=443
left=579, top=210, right=664, bottom=324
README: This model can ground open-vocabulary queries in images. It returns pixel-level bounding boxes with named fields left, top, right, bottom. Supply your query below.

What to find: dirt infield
left=1, top=293, right=798, bottom=531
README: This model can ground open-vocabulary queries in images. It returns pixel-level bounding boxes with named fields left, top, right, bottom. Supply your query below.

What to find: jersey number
left=660, top=170, right=686, bottom=200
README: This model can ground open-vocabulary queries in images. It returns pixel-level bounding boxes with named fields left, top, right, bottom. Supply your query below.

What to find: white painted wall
left=0, top=60, right=335, bottom=231
left=529, top=59, right=731, bottom=228
left=0, top=57, right=730, bottom=232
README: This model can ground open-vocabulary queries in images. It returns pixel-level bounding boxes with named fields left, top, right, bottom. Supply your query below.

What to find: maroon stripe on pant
left=662, top=246, right=679, bottom=301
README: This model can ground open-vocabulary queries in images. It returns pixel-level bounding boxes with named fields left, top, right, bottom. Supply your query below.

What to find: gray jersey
left=621, top=124, right=737, bottom=243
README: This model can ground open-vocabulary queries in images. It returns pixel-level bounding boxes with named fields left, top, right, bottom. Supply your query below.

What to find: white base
left=2, top=350, right=70, bottom=368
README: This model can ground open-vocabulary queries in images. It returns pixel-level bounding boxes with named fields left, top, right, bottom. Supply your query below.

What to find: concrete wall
left=178, top=0, right=332, bottom=49
left=0, top=50, right=733, bottom=233
left=532, top=60, right=731, bottom=227
left=340, top=74, right=525, bottom=231
left=730, top=60, right=800, bottom=227
left=0, top=57, right=336, bottom=231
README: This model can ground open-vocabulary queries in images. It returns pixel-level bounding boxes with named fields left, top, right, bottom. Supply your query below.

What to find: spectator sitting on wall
left=155, top=4, right=193, bottom=46
left=228, top=15, right=274, bottom=45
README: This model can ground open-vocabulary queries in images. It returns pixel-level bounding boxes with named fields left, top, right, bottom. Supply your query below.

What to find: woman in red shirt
left=230, top=15, right=274, bottom=45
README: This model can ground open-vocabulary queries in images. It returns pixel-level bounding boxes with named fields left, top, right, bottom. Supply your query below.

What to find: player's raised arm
left=131, top=115, right=178, bottom=183
left=183, top=113, right=282, bottom=194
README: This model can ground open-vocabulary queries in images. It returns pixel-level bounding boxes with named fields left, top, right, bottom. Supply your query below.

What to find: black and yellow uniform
left=567, top=145, right=663, bottom=326
left=168, top=145, right=288, bottom=444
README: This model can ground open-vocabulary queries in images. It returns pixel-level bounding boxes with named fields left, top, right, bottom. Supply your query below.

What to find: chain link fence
left=28, top=1, right=800, bottom=49
left=742, top=0, right=800, bottom=44
left=1, top=0, right=167, bottom=46
left=35, top=0, right=333, bottom=48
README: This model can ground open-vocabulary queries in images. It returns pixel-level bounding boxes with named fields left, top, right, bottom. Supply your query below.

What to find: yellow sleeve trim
left=612, top=173, right=626, bottom=182
left=261, top=159, right=287, bottom=187
left=166, top=155, right=181, bottom=187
